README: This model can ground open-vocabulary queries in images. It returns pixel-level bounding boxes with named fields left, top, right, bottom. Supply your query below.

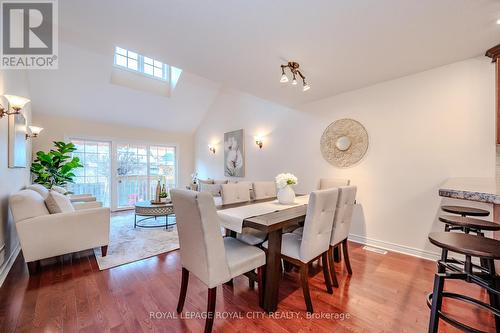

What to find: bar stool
left=440, top=205, right=490, bottom=217
left=427, top=232, right=500, bottom=333
left=439, top=205, right=490, bottom=265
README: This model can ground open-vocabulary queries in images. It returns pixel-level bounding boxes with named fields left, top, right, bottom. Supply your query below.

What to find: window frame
left=113, top=46, right=170, bottom=82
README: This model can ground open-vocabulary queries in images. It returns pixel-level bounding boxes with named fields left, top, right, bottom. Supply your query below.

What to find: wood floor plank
left=0, top=213, right=496, bottom=332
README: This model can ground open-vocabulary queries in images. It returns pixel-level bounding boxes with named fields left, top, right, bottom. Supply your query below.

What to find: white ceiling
left=27, top=0, right=500, bottom=132
left=57, top=0, right=500, bottom=108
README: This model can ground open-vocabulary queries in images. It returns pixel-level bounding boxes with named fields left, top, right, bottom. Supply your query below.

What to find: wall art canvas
left=224, top=129, right=245, bottom=177
left=8, top=113, right=27, bottom=168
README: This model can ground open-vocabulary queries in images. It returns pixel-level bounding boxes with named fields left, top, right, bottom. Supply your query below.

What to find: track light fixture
left=280, top=62, right=310, bottom=92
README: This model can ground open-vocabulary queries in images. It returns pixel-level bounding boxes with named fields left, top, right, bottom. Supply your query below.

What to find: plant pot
left=277, top=185, right=295, bottom=204
left=160, top=198, right=168, bottom=203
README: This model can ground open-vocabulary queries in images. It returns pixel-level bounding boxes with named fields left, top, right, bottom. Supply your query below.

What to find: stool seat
left=438, top=215, right=500, bottom=231
left=440, top=205, right=489, bottom=217
left=429, top=232, right=500, bottom=259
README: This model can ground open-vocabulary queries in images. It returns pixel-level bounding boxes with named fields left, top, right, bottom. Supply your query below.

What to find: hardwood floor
left=0, top=240, right=496, bottom=332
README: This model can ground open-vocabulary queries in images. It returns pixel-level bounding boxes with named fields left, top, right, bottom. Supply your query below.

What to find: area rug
left=94, top=213, right=179, bottom=270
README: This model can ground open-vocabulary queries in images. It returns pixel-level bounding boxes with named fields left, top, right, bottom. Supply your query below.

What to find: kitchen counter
left=438, top=177, right=500, bottom=205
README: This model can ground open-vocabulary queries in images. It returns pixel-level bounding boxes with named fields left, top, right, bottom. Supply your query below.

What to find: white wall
left=0, top=70, right=32, bottom=284
left=32, top=113, right=195, bottom=192
left=195, top=57, right=496, bottom=258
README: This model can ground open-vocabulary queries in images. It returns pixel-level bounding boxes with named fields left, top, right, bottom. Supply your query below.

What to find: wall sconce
left=0, top=95, right=31, bottom=118
left=208, top=144, right=216, bottom=154
left=255, top=136, right=263, bottom=149
left=26, top=126, right=43, bottom=140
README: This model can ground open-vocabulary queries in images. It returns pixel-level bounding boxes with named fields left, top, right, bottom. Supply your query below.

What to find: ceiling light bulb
left=280, top=74, right=289, bottom=83
left=303, top=83, right=310, bottom=91
left=4, top=95, right=30, bottom=111
left=292, top=78, right=298, bottom=85
left=497, top=18, right=500, bottom=24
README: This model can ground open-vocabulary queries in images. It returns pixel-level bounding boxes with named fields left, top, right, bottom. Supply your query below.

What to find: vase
left=277, top=185, right=295, bottom=204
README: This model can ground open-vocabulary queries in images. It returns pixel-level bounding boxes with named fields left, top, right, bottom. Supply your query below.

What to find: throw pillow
left=51, top=185, right=68, bottom=195
left=213, top=179, right=228, bottom=185
left=45, top=190, right=75, bottom=214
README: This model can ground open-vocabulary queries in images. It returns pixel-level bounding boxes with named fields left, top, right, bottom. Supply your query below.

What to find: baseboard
left=0, top=243, right=21, bottom=287
left=348, top=234, right=440, bottom=261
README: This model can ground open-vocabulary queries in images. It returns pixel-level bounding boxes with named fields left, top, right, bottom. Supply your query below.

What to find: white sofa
left=9, top=187, right=110, bottom=274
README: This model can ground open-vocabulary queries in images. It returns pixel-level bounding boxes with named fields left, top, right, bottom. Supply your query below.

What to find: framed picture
left=8, top=113, right=27, bottom=168
left=224, top=129, right=245, bottom=177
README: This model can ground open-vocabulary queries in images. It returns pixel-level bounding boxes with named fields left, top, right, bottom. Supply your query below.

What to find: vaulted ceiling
left=28, top=0, right=500, bottom=132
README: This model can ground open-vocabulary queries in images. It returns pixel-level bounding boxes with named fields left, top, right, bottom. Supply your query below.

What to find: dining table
left=216, top=196, right=310, bottom=313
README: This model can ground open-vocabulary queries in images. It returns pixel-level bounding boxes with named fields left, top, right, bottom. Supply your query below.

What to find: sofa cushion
left=45, top=190, right=75, bottom=214
left=213, top=179, right=228, bottom=185
left=9, top=189, right=50, bottom=222
left=26, top=184, right=50, bottom=199
left=200, top=183, right=222, bottom=197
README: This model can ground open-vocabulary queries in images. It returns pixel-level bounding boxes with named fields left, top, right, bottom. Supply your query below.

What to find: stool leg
left=477, top=231, right=489, bottom=269
left=428, top=273, right=445, bottom=333
left=439, top=224, right=450, bottom=272
left=487, top=259, right=500, bottom=330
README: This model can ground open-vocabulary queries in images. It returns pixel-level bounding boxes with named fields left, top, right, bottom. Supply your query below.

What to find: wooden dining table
left=217, top=197, right=308, bottom=313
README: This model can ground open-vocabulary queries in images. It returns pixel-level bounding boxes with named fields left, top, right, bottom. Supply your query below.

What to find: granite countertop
left=439, top=177, right=500, bottom=204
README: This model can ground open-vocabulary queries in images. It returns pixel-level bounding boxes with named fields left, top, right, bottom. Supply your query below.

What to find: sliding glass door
left=69, top=139, right=111, bottom=207
left=69, top=139, right=177, bottom=211
left=116, top=143, right=148, bottom=209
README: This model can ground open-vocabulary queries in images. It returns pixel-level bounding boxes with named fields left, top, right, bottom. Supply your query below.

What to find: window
left=68, top=139, right=111, bottom=207
left=114, top=46, right=182, bottom=84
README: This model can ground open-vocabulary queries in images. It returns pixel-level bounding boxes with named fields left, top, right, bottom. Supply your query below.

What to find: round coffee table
left=134, top=201, right=175, bottom=229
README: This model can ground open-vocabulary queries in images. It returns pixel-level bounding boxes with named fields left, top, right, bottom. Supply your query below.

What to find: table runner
left=217, top=195, right=310, bottom=233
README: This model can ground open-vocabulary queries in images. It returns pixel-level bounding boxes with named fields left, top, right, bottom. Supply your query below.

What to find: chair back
left=299, top=188, right=339, bottom=262
left=330, top=186, right=357, bottom=246
left=252, top=181, right=277, bottom=200
left=319, top=178, right=350, bottom=190
left=221, top=183, right=251, bottom=205
left=171, top=189, right=231, bottom=288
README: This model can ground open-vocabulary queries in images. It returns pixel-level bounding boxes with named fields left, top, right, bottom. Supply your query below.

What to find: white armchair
left=9, top=189, right=110, bottom=274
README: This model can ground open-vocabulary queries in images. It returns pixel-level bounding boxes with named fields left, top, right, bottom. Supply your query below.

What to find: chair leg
left=487, top=259, right=500, bottom=329
left=299, top=263, right=313, bottom=313
left=101, top=245, right=108, bottom=257
left=342, top=239, right=352, bottom=275
left=328, top=246, right=339, bottom=288
left=257, top=265, right=265, bottom=307
left=27, top=260, right=39, bottom=275
left=428, top=273, right=445, bottom=333
left=205, top=287, right=217, bottom=333
left=177, top=267, right=189, bottom=313
left=322, top=253, right=333, bottom=294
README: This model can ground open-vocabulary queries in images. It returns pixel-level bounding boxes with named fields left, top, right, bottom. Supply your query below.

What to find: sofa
left=9, top=185, right=110, bottom=274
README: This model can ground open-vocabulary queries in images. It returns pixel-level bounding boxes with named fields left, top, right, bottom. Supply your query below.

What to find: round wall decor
left=320, top=118, right=369, bottom=168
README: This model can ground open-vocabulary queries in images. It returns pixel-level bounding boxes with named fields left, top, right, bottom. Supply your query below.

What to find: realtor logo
left=1, top=0, right=58, bottom=69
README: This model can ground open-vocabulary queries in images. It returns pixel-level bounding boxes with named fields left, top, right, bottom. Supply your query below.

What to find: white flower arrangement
left=275, top=173, right=298, bottom=189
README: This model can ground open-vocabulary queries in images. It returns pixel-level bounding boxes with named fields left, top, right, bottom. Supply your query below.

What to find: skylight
left=114, top=46, right=182, bottom=87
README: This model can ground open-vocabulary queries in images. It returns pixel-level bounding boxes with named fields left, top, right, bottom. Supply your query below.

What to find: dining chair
left=327, top=186, right=357, bottom=287
left=171, top=189, right=266, bottom=333
left=252, top=181, right=277, bottom=200
left=319, top=178, right=350, bottom=190
left=220, top=183, right=268, bottom=246
left=221, top=183, right=251, bottom=205
left=263, top=188, right=339, bottom=313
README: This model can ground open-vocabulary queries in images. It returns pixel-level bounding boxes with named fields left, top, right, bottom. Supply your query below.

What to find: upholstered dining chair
left=171, top=189, right=266, bottom=333
left=220, top=183, right=268, bottom=246
left=319, top=178, right=350, bottom=190
left=221, top=183, right=251, bottom=205
left=252, top=181, right=277, bottom=200
left=327, top=186, right=357, bottom=287
left=263, top=188, right=339, bottom=313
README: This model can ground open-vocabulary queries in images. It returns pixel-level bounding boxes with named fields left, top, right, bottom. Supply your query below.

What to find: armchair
left=9, top=189, right=110, bottom=274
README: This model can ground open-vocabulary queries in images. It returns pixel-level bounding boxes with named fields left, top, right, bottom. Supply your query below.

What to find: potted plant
left=30, top=141, right=83, bottom=189
left=275, top=173, right=298, bottom=204
left=160, top=184, right=169, bottom=203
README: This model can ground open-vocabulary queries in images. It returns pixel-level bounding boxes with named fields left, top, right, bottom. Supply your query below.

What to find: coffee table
left=134, top=201, right=175, bottom=229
